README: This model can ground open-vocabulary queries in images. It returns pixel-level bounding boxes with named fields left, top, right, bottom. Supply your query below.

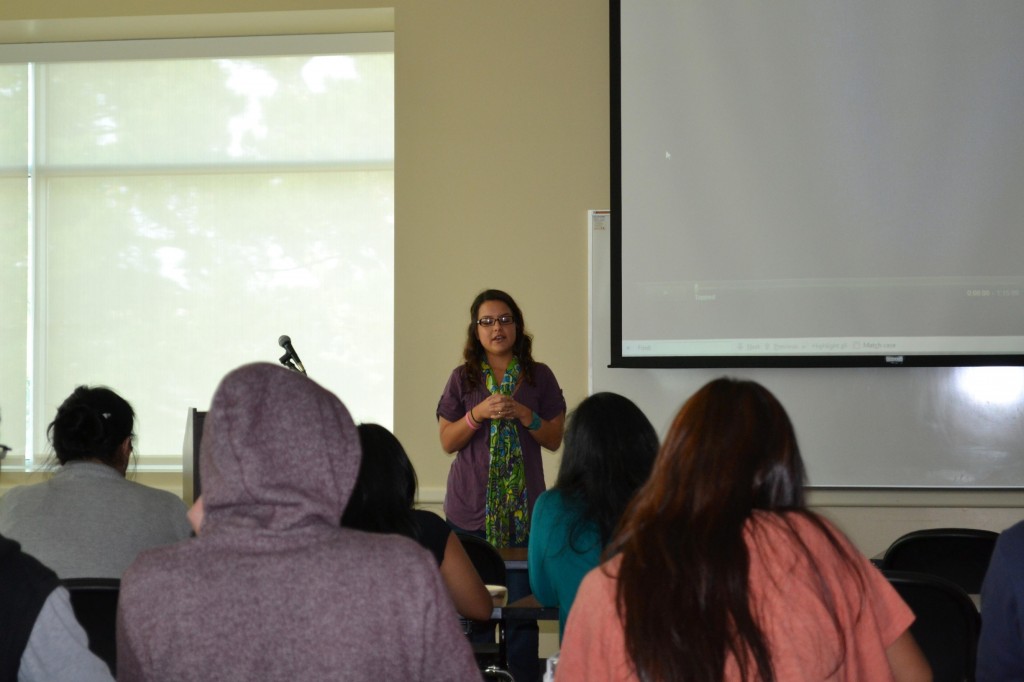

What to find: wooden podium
left=182, top=408, right=206, bottom=505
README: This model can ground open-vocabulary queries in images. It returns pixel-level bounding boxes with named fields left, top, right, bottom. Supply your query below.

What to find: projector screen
left=612, top=0, right=1024, bottom=368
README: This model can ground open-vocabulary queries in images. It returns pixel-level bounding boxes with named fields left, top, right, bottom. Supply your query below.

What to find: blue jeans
left=448, top=522, right=539, bottom=682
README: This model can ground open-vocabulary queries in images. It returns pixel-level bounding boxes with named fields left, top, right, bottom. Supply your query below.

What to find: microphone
left=278, top=335, right=307, bottom=376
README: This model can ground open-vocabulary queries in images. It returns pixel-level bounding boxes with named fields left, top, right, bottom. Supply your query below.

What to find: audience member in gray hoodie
left=116, top=362, right=479, bottom=681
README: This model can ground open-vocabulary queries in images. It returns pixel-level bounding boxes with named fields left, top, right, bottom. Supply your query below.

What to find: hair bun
left=53, top=403, right=106, bottom=459
left=48, top=386, right=134, bottom=466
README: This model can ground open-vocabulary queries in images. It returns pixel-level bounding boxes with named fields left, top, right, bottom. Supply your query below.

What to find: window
left=0, top=34, right=394, bottom=469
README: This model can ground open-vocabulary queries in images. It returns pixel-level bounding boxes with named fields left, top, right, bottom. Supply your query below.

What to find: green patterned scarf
left=482, top=357, right=529, bottom=547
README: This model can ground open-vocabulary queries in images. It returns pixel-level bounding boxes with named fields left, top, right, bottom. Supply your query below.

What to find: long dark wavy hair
left=48, top=386, right=135, bottom=469
left=341, top=423, right=419, bottom=539
left=609, top=378, right=862, bottom=682
left=553, top=392, right=658, bottom=550
left=461, top=289, right=536, bottom=388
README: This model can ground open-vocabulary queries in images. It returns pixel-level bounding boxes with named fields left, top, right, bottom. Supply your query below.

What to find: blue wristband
left=528, top=412, right=542, bottom=431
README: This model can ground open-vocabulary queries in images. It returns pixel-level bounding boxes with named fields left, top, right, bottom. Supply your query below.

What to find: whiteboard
left=589, top=211, right=1024, bottom=488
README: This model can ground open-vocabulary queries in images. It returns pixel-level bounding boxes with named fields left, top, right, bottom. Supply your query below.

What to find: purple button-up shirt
left=436, top=362, right=565, bottom=535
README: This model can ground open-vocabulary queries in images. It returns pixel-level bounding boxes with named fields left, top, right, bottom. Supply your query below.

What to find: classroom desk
left=491, top=548, right=557, bottom=614
left=491, top=547, right=558, bottom=621
left=490, top=548, right=559, bottom=676
left=491, top=594, right=559, bottom=623
left=497, top=546, right=528, bottom=572
left=488, top=594, right=559, bottom=672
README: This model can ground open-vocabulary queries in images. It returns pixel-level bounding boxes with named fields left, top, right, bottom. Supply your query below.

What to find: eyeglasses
left=477, top=314, right=515, bottom=327
left=0, top=444, right=10, bottom=461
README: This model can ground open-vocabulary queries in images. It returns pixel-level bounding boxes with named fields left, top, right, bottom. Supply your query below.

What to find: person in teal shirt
left=528, top=392, right=658, bottom=638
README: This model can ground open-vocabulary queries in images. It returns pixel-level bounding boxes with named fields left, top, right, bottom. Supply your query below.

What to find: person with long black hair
left=343, top=423, right=492, bottom=621
left=557, top=378, right=931, bottom=682
left=528, top=392, right=658, bottom=639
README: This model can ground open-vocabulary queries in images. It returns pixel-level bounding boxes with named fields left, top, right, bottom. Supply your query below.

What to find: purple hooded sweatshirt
left=116, top=363, right=478, bottom=681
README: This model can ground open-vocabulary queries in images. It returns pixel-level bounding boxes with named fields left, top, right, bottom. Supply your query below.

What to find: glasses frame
left=476, top=314, right=515, bottom=327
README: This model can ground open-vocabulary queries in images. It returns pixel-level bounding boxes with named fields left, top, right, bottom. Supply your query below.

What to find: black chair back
left=455, top=533, right=509, bottom=676
left=61, top=578, right=120, bottom=675
left=456, top=532, right=507, bottom=586
left=883, top=569, right=980, bottom=682
left=881, top=527, right=998, bottom=595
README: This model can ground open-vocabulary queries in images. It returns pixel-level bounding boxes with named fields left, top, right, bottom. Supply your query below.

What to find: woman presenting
left=437, top=288, right=565, bottom=549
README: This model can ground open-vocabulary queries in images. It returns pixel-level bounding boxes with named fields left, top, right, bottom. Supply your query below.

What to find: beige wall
left=2, top=0, right=1022, bottom=563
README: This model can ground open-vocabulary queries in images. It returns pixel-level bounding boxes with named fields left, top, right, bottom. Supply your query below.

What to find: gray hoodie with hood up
left=116, top=362, right=479, bottom=681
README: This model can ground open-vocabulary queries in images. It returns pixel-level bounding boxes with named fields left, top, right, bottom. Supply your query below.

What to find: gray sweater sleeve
left=18, top=587, right=114, bottom=682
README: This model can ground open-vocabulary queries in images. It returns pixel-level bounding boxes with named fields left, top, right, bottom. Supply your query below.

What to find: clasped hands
left=474, top=394, right=527, bottom=423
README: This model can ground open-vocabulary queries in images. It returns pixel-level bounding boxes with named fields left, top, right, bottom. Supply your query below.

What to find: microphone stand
left=279, top=353, right=305, bottom=375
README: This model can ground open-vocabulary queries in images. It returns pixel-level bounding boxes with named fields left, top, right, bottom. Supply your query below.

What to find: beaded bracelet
left=528, top=411, right=542, bottom=431
left=465, top=411, right=482, bottom=431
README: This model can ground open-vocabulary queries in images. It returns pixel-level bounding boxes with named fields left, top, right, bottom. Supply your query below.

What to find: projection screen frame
left=609, top=0, right=1024, bottom=370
